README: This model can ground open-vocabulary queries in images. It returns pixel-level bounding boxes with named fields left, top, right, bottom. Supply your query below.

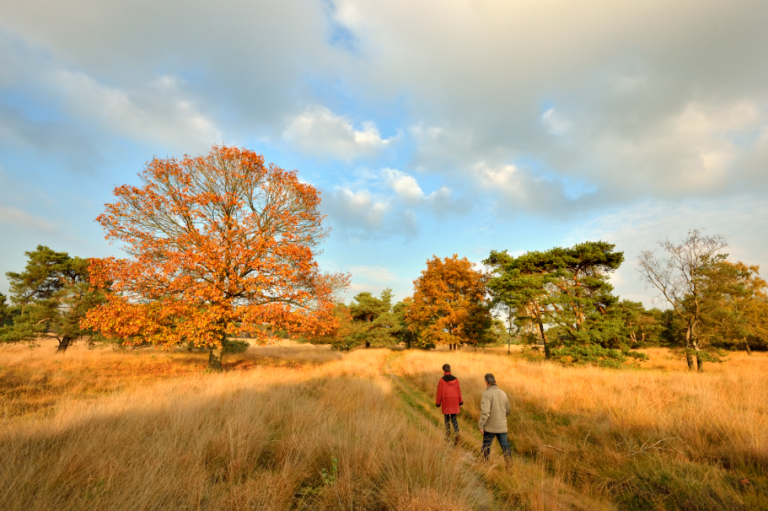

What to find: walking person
left=478, top=373, right=512, bottom=462
left=436, top=363, right=463, bottom=445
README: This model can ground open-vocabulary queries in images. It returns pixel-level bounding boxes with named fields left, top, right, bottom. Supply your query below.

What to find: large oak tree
left=83, top=146, right=348, bottom=370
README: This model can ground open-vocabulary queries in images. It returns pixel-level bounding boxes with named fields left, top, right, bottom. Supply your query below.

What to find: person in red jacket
left=436, top=363, right=463, bottom=445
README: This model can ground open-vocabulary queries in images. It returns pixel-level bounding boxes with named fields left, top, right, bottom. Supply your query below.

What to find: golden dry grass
left=1, top=341, right=766, bottom=510
left=393, top=348, right=768, bottom=510
left=0, top=342, right=490, bottom=510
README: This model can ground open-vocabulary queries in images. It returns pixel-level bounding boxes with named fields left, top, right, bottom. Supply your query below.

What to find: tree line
left=1, top=147, right=766, bottom=371
left=305, top=233, right=768, bottom=371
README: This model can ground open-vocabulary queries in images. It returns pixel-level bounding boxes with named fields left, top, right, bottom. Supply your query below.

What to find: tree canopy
left=305, top=289, right=404, bottom=350
left=1, top=245, right=104, bottom=352
left=405, top=255, right=492, bottom=349
left=82, top=146, right=348, bottom=370
left=612, top=300, right=663, bottom=348
left=0, top=293, right=10, bottom=327
left=699, top=261, right=768, bottom=353
left=638, top=229, right=728, bottom=371
left=485, top=241, right=627, bottom=360
left=348, top=289, right=398, bottom=348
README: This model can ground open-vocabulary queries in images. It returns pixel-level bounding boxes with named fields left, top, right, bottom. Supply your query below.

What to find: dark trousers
left=444, top=414, right=459, bottom=437
left=482, top=431, right=511, bottom=460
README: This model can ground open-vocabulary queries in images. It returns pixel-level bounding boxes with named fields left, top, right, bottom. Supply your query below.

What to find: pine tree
left=2, top=246, right=104, bottom=353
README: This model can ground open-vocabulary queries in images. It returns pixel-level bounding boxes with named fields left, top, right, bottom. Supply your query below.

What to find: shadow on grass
left=0, top=371, right=489, bottom=511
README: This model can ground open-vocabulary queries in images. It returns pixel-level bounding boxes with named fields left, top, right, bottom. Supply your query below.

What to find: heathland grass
left=1, top=341, right=766, bottom=510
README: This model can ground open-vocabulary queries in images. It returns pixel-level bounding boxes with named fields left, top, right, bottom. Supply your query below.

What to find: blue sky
left=2, top=0, right=768, bottom=307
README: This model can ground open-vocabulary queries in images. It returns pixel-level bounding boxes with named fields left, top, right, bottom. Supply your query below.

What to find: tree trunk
left=365, top=341, right=370, bottom=348
left=744, top=339, right=752, bottom=355
left=207, top=346, right=223, bottom=372
left=685, top=350, right=694, bottom=369
left=692, top=340, right=703, bottom=372
left=684, top=326, right=694, bottom=370
left=56, top=336, right=72, bottom=354
left=537, top=321, right=550, bottom=359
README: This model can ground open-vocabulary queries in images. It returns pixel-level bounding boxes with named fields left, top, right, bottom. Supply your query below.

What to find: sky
left=1, top=0, right=767, bottom=307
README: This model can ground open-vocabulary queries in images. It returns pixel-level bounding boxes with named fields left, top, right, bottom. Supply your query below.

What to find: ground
left=0, top=341, right=766, bottom=510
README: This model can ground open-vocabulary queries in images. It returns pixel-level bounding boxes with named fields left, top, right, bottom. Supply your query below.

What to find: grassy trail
left=383, top=352, right=503, bottom=510
left=384, top=352, right=612, bottom=511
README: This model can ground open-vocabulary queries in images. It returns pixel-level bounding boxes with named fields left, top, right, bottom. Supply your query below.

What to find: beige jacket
left=478, top=384, right=510, bottom=433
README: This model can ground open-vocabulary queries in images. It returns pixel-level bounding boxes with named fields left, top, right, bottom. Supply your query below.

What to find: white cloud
left=587, top=100, right=764, bottom=197
left=324, top=187, right=389, bottom=230
left=51, top=71, right=223, bottom=154
left=0, top=0, right=340, bottom=128
left=475, top=161, right=586, bottom=216
left=328, top=0, right=768, bottom=208
left=340, top=265, right=403, bottom=298
left=5, top=0, right=767, bottom=208
left=321, top=186, right=421, bottom=240
left=541, top=107, right=572, bottom=136
left=321, top=167, right=467, bottom=239
left=382, top=168, right=463, bottom=216
left=284, top=106, right=395, bottom=160
left=478, top=162, right=518, bottom=190
left=423, top=186, right=456, bottom=212
left=409, top=124, right=510, bottom=173
left=383, top=168, right=424, bottom=203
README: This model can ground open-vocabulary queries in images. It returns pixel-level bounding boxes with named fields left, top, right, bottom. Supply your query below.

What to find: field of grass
left=1, top=341, right=766, bottom=510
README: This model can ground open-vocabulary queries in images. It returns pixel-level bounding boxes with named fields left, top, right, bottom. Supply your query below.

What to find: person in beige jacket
left=478, top=373, right=512, bottom=461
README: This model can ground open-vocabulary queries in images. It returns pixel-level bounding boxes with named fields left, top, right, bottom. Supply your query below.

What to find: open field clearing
left=1, top=343, right=767, bottom=510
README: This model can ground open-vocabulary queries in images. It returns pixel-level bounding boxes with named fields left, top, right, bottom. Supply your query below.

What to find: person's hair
left=442, top=364, right=451, bottom=373
left=484, top=373, right=496, bottom=385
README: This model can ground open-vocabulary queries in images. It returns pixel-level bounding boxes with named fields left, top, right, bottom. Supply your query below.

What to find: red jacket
left=436, top=373, right=463, bottom=414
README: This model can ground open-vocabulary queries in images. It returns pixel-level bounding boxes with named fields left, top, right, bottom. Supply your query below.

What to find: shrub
left=550, top=344, right=647, bottom=368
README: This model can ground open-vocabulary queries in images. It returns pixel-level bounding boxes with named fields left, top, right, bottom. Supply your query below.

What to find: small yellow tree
left=405, top=255, right=491, bottom=349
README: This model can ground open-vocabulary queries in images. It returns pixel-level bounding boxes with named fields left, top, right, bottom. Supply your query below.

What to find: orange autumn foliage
left=404, top=255, right=492, bottom=348
left=83, top=146, right=348, bottom=362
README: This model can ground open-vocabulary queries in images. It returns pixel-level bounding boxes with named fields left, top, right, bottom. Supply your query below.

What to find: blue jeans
left=482, top=431, right=511, bottom=460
